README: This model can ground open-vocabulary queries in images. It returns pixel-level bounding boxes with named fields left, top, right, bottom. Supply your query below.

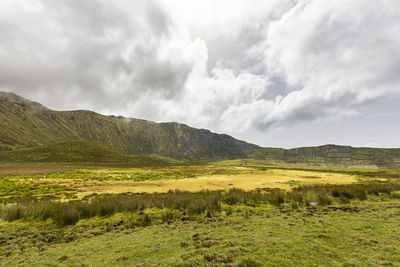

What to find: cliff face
left=0, top=92, right=258, bottom=160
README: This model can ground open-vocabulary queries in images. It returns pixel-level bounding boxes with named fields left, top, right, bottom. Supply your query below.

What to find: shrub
left=342, top=191, right=353, bottom=199
left=161, top=210, right=175, bottom=222
left=137, top=214, right=151, bottom=226
left=295, top=182, right=400, bottom=201
left=224, top=195, right=239, bottom=205
left=338, top=196, right=350, bottom=204
left=317, top=194, right=332, bottom=206
left=96, top=201, right=116, bottom=217
left=55, top=207, right=80, bottom=226
left=287, top=192, right=304, bottom=204
left=225, top=206, right=233, bottom=215
left=353, top=190, right=367, bottom=200
left=2, top=205, right=24, bottom=221
left=332, top=190, right=340, bottom=197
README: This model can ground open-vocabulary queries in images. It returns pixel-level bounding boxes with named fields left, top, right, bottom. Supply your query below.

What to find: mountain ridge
left=0, top=91, right=260, bottom=160
left=1, top=91, right=400, bottom=168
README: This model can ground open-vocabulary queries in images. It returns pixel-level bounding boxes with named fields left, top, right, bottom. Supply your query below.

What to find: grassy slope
left=0, top=93, right=79, bottom=151
left=0, top=141, right=171, bottom=164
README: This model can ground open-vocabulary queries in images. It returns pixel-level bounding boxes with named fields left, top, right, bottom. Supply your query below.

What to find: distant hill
left=0, top=141, right=171, bottom=164
left=249, top=144, right=400, bottom=169
left=283, top=144, right=400, bottom=169
left=1, top=91, right=399, bottom=168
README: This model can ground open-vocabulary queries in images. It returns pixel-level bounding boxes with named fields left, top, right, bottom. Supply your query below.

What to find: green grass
left=2, top=182, right=400, bottom=226
left=0, top=177, right=75, bottom=200
left=2, top=197, right=400, bottom=266
left=2, top=162, right=400, bottom=265
left=0, top=141, right=172, bottom=164
left=19, top=165, right=242, bottom=180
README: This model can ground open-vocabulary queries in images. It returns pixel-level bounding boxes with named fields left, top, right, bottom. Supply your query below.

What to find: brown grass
left=76, top=169, right=358, bottom=198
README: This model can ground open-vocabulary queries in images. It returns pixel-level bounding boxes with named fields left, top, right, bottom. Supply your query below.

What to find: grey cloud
left=206, top=23, right=266, bottom=74
left=258, top=0, right=400, bottom=130
left=1, top=0, right=400, bottom=148
left=145, top=1, right=173, bottom=38
left=0, top=0, right=193, bottom=111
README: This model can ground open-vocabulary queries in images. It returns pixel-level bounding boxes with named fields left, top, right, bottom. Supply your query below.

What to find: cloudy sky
left=1, top=0, right=400, bottom=148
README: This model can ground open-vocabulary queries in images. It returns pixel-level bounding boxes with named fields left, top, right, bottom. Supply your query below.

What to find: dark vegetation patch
left=294, top=182, right=400, bottom=199
left=2, top=182, right=400, bottom=226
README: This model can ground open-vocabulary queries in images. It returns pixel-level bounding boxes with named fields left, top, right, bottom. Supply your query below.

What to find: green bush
left=161, top=210, right=175, bottom=222
left=338, top=196, right=351, bottom=204
left=55, top=207, right=80, bottom=226
left=342, top=191, right=353, bottom=199
left=224, top=195, right=239, bottom=205
left=2, top=205, right=24, bottom=221
left=317, top=194, right=333, bottom=206
left=353, top=190, right=367, bottom=200
left=137, top=214, right=151, bottom=226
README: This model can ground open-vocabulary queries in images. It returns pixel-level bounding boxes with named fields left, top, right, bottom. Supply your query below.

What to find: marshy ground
left=0, top=162, right=360, bottom=201
left=1, top=160, right=400, bottom=266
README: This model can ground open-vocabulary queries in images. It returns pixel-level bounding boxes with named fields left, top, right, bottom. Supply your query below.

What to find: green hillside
left=0, top=141, right=171, bottom=164
left=0, top=92, right=258, bottom=160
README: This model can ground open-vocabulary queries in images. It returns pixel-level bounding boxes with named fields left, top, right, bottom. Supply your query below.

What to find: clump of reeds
left=1, top=182, right=399, bottom=226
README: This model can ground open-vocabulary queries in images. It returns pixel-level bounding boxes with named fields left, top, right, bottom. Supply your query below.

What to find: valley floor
left=0, top=162, right=362, bottom=201
left=1, top=161, right=400, bottom=266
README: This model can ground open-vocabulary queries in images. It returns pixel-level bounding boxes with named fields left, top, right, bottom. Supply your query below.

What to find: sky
left=1, top=0, right=400, bottom=148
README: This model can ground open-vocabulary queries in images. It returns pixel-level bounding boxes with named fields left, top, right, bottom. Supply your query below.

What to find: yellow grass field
left=1, top=163, right=365, bottom=201
left=76, top=169, right=358, bottom=198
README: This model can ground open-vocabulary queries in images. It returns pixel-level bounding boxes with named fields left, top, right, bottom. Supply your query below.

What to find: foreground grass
left=1, top=197, right=400, bottom=266
left=2, top=162, right=400, bottom=265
